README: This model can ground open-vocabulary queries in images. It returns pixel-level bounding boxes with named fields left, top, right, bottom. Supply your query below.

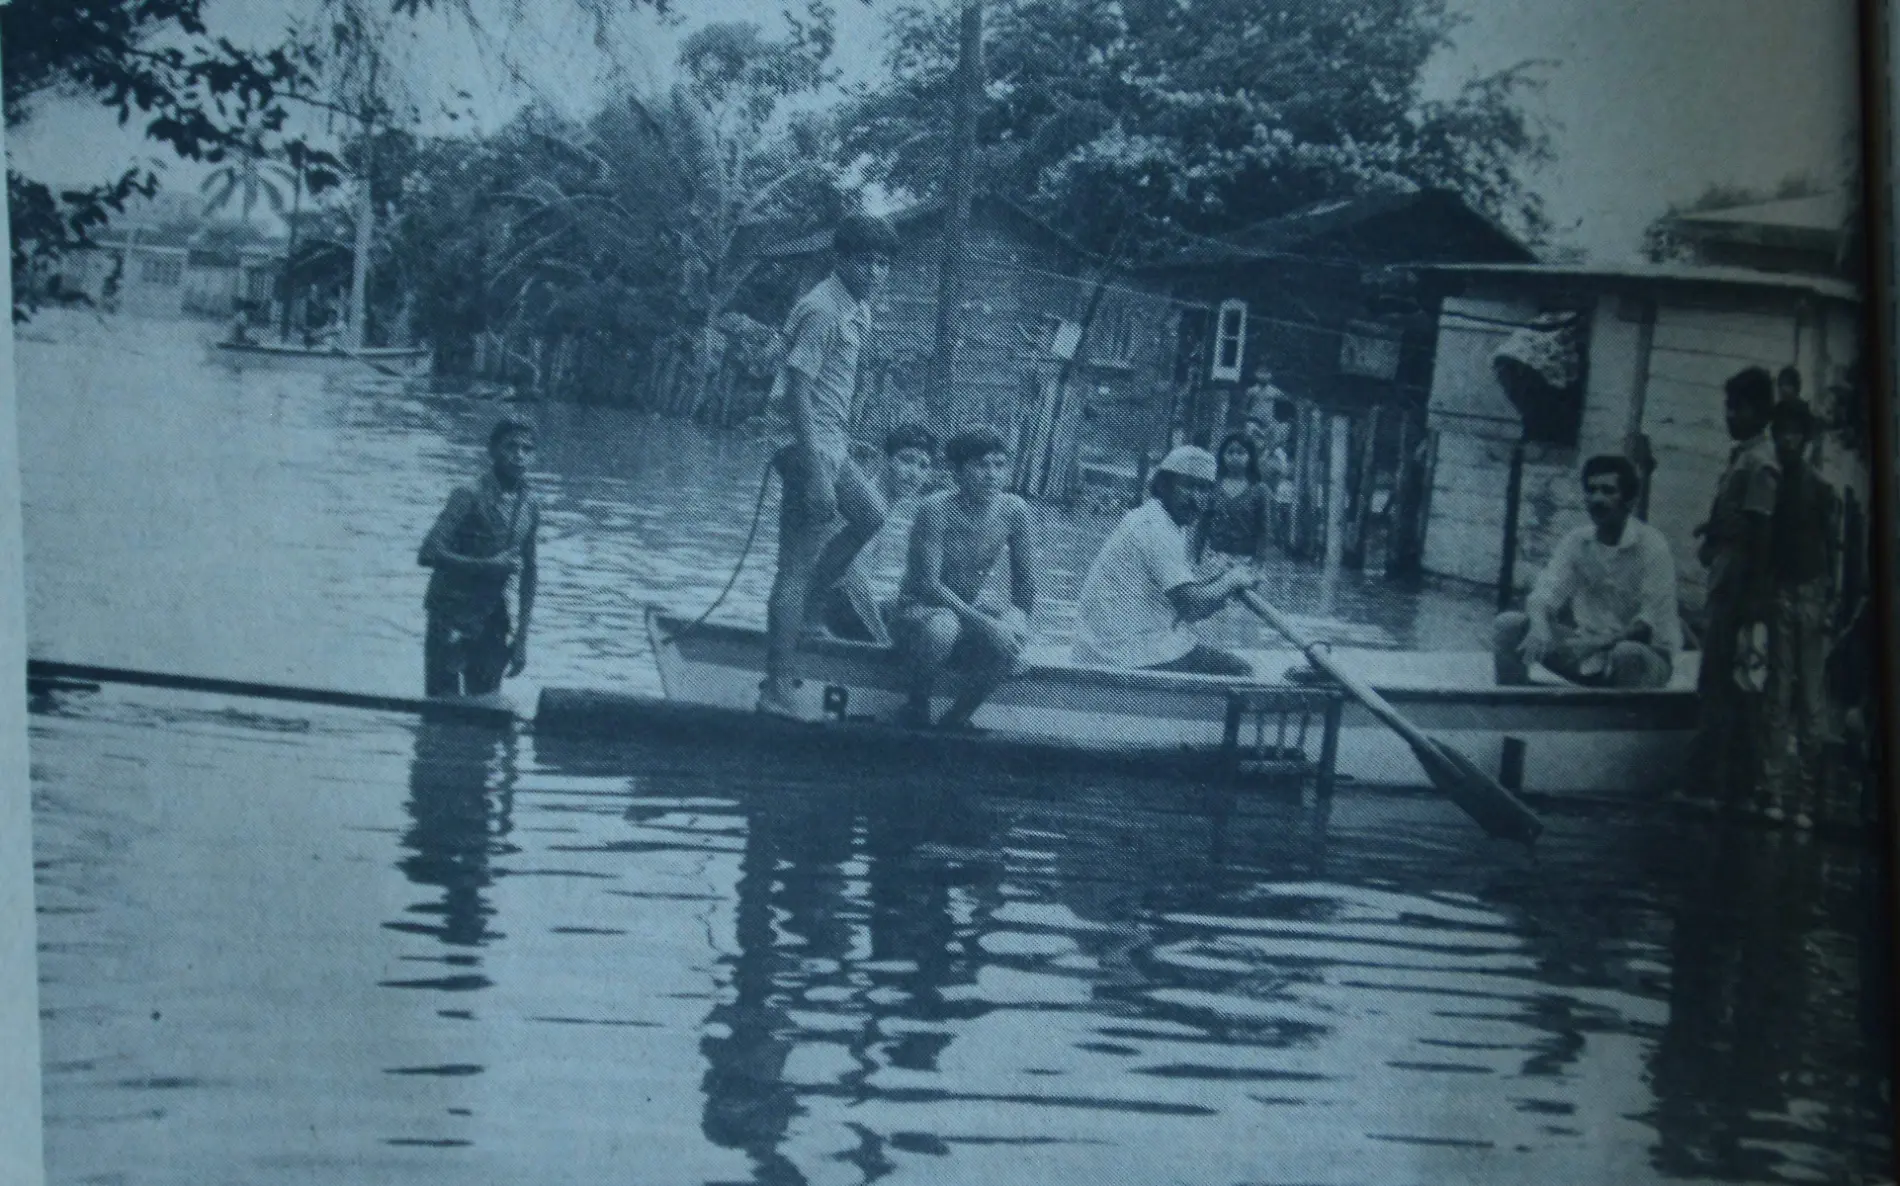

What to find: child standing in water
left=1194, top=431, right=1273, bottom=571
left=821, top=424, right=938, bottom=644
left=419, top=416, right=539, bottom=697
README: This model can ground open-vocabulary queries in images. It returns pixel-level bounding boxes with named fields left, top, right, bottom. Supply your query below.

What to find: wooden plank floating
left=25, top=659, right=519, bottom=725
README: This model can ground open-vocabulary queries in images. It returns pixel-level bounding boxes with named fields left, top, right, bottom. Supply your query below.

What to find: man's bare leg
left=937, top=630, right=1015, bottom=731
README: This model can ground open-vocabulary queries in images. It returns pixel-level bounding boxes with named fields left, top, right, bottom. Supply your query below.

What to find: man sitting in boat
left=893, top=427, right=1037, bottom=730
left=1071, top=445, right=1259, bottom=677
left=1493, top=454, right=1679, bottom=689
left=819, top=423, right=938, bottom=645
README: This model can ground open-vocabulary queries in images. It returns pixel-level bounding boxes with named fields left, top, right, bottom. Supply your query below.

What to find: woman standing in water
left=1192, top=431, right=1274, bottom=650
left=1194, top=431, right=1273, bottom=571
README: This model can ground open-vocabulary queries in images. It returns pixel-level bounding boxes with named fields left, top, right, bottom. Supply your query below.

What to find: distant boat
left=209, top=339, right=432, bottom=378
left=531, top=607, right=1704, bottom=799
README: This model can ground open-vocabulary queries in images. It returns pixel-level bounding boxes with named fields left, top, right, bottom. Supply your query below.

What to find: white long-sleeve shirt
left=1527, top=518, right=1681, bottom=655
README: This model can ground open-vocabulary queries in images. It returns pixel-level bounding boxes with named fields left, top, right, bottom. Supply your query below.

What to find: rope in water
left=671, top=458, right=777, bottom=641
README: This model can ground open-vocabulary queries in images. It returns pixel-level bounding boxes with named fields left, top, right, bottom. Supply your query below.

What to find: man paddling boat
left=1071, top=446, right=1257, bottom=677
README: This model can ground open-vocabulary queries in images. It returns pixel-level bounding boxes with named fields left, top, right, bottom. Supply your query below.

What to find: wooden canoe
left=208, top=340, right=433, bottom=378
left=621, top=607, right=1700, bottom=798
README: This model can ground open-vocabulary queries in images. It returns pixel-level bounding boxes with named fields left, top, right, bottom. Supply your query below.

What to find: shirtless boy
left=894, top=427, right=1036, bottom=729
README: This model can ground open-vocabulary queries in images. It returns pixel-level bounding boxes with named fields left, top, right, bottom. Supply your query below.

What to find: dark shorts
left=425, top=609, right=510, bottom=698
left=1147, top=644, right=1254, bottom=678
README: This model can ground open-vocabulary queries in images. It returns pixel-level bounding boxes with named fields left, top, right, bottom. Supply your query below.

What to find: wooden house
left=755, top=196, right=1180, bottom=500
left=55, top=220, right=282, bottom=320
left=1415, top=261, right=1864, bottom=613
left=1138, top=188, right=1533, bottom=565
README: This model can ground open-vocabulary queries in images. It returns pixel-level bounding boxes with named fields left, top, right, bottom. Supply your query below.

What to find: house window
left=1211, top=298, right=1246, bottom=382
left=140, top=255, right=183, bottom=287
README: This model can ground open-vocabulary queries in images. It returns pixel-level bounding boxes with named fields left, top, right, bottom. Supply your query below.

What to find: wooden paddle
left=1239, top=589, right=1544, bottom=844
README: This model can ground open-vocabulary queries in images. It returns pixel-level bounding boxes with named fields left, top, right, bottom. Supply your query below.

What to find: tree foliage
left=0, top=0, right=688, bottom=320
left=383, top=20, right=846, bottom=406
left=0, top=0, right=335, bottom=318
left=842, top=0, right=1552, bottom=256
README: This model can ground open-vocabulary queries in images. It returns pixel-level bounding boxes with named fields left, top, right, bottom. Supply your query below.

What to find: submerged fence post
left=1324, top=412, right=1350, bottom=574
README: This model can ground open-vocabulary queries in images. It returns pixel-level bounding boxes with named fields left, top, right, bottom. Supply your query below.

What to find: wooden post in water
left=1347, top=405, right=1381, bottom=569
left=1497, top=435, right=1527, bottom=611
left=1324, top=412, right=1350, bottom=574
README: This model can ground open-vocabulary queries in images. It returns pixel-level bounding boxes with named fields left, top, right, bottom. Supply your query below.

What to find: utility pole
left=345, top=47, right=379, bottom=351
left=930, top=0, right=982, bottom=427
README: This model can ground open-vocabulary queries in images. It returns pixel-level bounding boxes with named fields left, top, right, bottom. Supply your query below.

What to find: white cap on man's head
left=1154, top=445, right=1217, bottom=484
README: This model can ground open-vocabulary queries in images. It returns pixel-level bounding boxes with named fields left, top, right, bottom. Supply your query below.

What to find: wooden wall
left=1424, top=282, right=1865, bottom=613
left=853, top=208, right=1177, bottom=493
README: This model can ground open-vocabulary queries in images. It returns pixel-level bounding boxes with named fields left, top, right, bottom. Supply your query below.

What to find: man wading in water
left=419, top=416, right=539, bottom=697
left=758, top=214, right=900, bottom=719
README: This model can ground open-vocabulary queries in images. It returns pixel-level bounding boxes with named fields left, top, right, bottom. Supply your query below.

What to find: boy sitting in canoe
left=819, top=424, right=938, bottom=645
left=1493, top=454, right=1678, bottom=688
left=893, top=427, right=1037, bottom=730
left=419, top=416, right=539, bottom=697
left=1071, top=446, right=1258, bottom=676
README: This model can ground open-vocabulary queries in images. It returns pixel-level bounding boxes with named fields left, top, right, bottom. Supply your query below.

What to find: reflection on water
left=31, top=687, right=1892, bottom=1184
left=18, top=310, right=1492, bottom=702
left=391, top=722, right=517, bottom=957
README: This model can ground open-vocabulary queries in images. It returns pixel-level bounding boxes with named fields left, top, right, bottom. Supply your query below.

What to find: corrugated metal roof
left=1146, top=188, right=1532, bottom=268
left=1417, top=260, right=1860, bottom=303
left=1672, top=192, right=1848, bottom=234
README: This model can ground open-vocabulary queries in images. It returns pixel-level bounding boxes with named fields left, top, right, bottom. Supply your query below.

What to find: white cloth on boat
left=1071, top=498, right=1199, bottom=668
left=768, top=273, right=869, bottom=465
left=1527, top=517, right=1681, bottom=656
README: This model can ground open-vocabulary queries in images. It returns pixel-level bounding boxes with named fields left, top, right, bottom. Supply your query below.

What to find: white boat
left=537, top=608, right=1702, bottom=798
left=209, top=340, right=433, bottom=378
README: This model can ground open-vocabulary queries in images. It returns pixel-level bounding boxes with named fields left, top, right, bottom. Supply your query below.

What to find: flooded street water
left=16, top=311, right=1490, bottom=702
left=20, top=311, right=1895, bottom=1184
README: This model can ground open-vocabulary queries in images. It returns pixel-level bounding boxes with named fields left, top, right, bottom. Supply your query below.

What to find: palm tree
left=200, top=142, right=296, bottom=228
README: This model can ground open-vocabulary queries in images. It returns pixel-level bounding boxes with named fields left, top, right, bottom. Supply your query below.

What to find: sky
left=6, top=0, right=1864, bottom=262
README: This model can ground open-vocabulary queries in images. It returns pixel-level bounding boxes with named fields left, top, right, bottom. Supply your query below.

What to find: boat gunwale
left=644, top=606, right=1697, bottom=712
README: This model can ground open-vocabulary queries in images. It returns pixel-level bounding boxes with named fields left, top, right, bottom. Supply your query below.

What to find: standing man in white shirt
left=759, top=213, right=900, bottom=719
left=1071, top=446, right=1258, bottom=676
left=1493, top=454, right=1680, bottom=689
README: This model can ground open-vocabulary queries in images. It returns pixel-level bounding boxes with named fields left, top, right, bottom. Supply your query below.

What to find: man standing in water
left=1691, top=365, right=1780, bottom=810
left=894, top=427, right=1037, bottom=730
left=1072, top=446, right=1257, bottom=676
left=759, top=213, right=900, bottom=719
left=419, top=416, right=539, bottom=697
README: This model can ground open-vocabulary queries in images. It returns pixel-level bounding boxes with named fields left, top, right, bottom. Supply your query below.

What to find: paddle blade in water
left=1409, top=735, right=1545, bottom=845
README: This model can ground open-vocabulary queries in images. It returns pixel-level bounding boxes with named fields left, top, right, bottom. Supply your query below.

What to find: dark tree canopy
left=2, top=0, right=331, bottom=318
left=0, top=0, right=693, bottom=319
left=842, top=0, right=1552, bottom=258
